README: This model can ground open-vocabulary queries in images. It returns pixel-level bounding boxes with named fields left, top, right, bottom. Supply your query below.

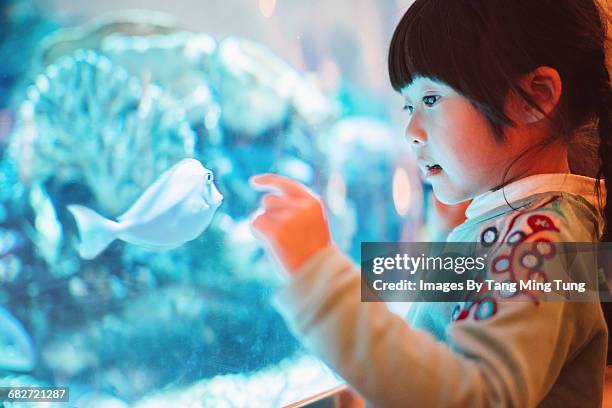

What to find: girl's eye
left=423, top=95, right=441, bottom=107
left=403, top=96, right=439, bottom=114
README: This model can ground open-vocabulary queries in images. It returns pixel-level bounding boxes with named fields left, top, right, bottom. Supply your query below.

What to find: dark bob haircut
left=388, top=0, right=610, bottom=142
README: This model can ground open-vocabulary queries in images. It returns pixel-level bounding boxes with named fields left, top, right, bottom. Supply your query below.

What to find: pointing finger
left=249, top=173, right=308, bottom=197
left=262, top=193, right=294, bottom=210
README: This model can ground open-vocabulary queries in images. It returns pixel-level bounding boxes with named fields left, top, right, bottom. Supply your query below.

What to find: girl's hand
left=249, top=173, right=331, bottom=275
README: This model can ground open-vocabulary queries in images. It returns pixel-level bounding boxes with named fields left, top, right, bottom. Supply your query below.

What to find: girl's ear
left=511, top=66, right=563, bottom=125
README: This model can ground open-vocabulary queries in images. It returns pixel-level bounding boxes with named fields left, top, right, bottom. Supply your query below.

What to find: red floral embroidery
left=465, top=196, right=563, bottom=318
left=527, top=214, right=559, bottom=233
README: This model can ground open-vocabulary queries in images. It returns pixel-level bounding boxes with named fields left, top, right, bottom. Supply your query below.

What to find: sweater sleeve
left=272, top=239, right=604, bottom=407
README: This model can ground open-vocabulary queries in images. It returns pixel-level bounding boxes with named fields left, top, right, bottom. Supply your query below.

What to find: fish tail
left=67, top=204, right=119, bottom=260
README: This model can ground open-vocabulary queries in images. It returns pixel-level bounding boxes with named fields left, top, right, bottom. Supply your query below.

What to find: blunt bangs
left=388, top=0, right=525, bottom=135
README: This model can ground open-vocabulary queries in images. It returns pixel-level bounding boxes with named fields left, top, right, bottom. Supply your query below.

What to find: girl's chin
left=431, top=184, right=472, bottom=206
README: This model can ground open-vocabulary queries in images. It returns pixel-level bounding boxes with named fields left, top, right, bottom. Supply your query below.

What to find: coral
left=208, top=37, right=338, bottom=139
left=10, top=50, right=196, bottom=216
left=100, top=31, right=222, bottom=144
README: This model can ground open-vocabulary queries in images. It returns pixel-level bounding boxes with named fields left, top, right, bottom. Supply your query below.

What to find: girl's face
left=401, top=77, right=515, bottom=205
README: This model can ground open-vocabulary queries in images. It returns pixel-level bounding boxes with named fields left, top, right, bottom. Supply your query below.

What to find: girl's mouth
left=425, top=164, right=443, bottom=177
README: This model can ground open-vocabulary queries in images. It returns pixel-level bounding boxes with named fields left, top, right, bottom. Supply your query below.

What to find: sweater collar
left=465, top=173, right=605, bottom=220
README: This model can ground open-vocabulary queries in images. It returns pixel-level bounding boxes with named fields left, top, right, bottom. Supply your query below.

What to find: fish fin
left=184, top=191, right=209, bottom=214
left=117, top=158, right=203, bottom=222
left=67, top=205, right=119, bottom=260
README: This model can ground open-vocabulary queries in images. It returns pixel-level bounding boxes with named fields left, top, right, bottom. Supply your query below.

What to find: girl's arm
left=273, top=243, right=605, bottom=407
left=250, top=174, right=606, bottom=407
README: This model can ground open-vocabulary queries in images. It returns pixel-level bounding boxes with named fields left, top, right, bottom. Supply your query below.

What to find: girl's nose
left=405, top=118, right=427, bottom=145
left=409, top=133, right=427, bottom=145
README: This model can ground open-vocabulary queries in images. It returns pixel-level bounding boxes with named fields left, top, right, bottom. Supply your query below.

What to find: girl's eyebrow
left=402, top=79, right=444, bottom=101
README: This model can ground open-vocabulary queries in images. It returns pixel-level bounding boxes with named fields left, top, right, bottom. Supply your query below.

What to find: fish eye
left=206, top=173, right=213, bottom=182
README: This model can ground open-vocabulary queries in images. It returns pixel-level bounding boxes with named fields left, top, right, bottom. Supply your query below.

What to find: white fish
left=0, top=306, right=36, bottom=372
left=68, top=158, right=223, bottom=260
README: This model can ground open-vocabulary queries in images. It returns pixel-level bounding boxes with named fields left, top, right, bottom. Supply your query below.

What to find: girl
left=250, top=0, right=611, bottom=406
